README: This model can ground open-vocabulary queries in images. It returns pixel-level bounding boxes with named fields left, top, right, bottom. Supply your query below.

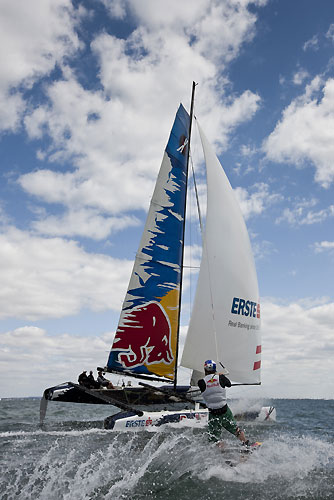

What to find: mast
left=173, top=81, right=196, bottom=390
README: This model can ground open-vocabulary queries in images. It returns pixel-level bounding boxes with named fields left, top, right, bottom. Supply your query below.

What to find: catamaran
left=40, top=83, right=276, bottom=429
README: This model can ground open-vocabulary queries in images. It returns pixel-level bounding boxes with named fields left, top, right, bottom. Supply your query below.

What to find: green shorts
left=207, top=405, right=238, bottom=442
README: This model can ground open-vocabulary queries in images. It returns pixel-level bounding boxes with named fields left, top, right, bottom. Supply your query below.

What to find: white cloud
left=0, top=227, right=132, bottom=321
left=263, top=77, right=334, bottom=187
left=260, top=299, right=334, bottom=398
left=195, top=88, right=261, bottom=153
left=0, top=92, right=25, bottom=132
left=90, top=6, right=261, bottom=146
left=240, top=144, right=258, bottom=157
left=302, top=23, right=334, bottom=54
left=0, top=0, right=82, bottom=131
left=100, top=0, right=127, bottom=19
left=189, top=0, right=259, bottom=65
left=314, top=240, right=334, bottom=253
left=119, top=0, right=209, bottom=30
left=16, top=0, right=262, bottom=238
left=279, top=74, right=286, bottom=86
left=0, top=326, right=115, bottom=397
left=276, top=198, right=334, bottom=226
left=292, top=68, right=309, bottom=86
left=233, top=144, right=258, bottom=175
left=234, top=182, right=282, bottom=220
left=108, top=0, right=264, bottom=67
left=303, top=34, right=319, bottom=52
left=252, top=239, right=276, bottom=261
left=325, top=23, right=334, bottom=42
left=32, top=208, right=140, bottom=240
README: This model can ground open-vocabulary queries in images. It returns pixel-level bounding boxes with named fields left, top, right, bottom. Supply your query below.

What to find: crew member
left=198, top=360, right=249, bottom=446
left=87, top=370, right=99, bottom=388
left=78, top=370, right=89, bottom=387
left=97, top=370, right=114, bottom=389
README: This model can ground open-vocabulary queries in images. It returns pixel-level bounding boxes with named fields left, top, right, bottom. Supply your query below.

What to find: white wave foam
left=0, top=428, right=108, bottom=438
left=201, top=433, right=334, bottom=486
left=2, top=427, right=333, bottom=499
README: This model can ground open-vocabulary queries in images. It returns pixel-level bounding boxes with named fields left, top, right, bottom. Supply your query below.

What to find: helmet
left=204, top=359, right=216, bottom=373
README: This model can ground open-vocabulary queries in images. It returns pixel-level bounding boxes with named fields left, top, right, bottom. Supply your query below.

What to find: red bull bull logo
left=112, top=301, right=174, bottom=369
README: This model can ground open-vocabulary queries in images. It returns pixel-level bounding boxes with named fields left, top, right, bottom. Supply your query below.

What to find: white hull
left=104, top=405, right=276, bottom=431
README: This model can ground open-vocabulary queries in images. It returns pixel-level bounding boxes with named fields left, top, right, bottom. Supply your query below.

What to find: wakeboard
left=242, top=441, right=263, bottom=453
left=224, top=441, right=263, bottom=467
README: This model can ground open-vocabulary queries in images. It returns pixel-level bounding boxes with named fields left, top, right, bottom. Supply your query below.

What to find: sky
left=0, top=0, right=334, bottom=400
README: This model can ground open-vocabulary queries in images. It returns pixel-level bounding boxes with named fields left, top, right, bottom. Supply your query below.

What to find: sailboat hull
left=104, top=406, right=276, bottom=431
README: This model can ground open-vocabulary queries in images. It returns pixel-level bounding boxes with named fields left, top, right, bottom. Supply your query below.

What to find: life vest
left=201, top=374, right=227, bottom=409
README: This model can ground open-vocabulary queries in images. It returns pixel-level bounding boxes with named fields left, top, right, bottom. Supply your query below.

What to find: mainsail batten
left=181, top=123, right=261, bottom=384
left=107, top=105, right=190, bottom=380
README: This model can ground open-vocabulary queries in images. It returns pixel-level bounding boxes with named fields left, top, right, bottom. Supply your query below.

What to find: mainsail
left=107, top=105, right=190, bottom=380
left=181, top=123, right=261, bottom=384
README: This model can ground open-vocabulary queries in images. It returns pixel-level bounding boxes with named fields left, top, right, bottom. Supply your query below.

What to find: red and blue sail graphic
left=107, top=105, right=190, bottom=379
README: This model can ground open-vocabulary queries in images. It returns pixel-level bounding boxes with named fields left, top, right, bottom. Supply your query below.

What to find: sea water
left=0, top=398, right=333, bottom=499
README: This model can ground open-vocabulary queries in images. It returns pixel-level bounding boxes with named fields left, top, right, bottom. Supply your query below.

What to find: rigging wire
left=185, top=117, right=201, bottom=319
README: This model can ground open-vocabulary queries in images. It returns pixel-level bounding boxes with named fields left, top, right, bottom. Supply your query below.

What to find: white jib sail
left=181, top=123, right=261, bottom=384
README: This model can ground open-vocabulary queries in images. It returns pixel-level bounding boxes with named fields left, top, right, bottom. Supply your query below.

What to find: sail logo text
left=125, top=418, right=153, bottom=428
left=231, top=297, right=260, bottom=318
